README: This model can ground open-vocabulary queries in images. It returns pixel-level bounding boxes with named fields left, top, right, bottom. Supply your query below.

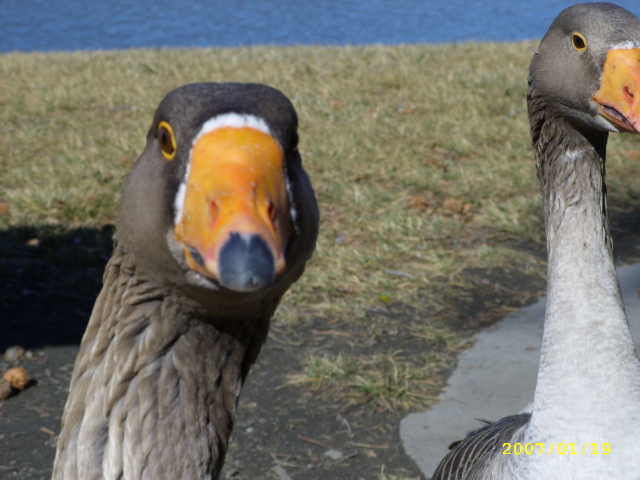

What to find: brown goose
left=51, top=82, right=319, bottom=480
left=432, top=3, right=640, bottom=479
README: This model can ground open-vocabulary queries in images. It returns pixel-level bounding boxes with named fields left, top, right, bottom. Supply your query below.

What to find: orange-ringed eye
left=158, top=121, right=177, bottom=160
left=571, top=32, right=587, bottom=52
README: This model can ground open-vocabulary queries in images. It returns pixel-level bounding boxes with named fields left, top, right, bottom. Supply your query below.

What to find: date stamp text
left=502, top=443, right=611, bottom=455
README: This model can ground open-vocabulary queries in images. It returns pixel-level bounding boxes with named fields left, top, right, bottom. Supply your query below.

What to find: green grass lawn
left=3, top=43, right=640, bottom=413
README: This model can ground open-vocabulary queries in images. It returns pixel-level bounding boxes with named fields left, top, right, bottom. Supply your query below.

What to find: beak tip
left=217, top=233, right=277, bottom=292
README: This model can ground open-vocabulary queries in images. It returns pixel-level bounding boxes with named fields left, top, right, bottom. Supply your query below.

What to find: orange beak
left=593, top=47, right=640, bottom=134
left=174, top=126, right=293, bottom=291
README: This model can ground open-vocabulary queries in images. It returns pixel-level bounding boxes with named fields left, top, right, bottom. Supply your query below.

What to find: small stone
left=4, top=366, right=29, bottom=390
left=323, top=449, right=343, bottom=461
left=0, top=199, right=10, bottom=216
left=0, top=379, right=12, bottom=400
left=4, top=345, right=26, bottom=362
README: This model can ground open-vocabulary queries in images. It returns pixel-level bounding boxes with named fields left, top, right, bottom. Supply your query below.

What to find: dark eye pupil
left=573, top=35, right=585, bottom=49
left=159, top=126, right=175, bottom=154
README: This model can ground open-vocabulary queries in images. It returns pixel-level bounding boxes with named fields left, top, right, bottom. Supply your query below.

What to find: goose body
left=51, top=83, right=319, bottom=480
left=432, top=3, right=640, bottom=479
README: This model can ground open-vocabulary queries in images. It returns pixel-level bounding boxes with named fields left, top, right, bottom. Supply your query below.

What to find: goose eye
left=571, top=32, right=587, bottom=52
left=158, top=121, right=177, bottom=160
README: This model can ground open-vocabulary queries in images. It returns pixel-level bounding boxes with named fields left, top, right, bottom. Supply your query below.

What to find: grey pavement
left=400, top=262, right=640, bottom=479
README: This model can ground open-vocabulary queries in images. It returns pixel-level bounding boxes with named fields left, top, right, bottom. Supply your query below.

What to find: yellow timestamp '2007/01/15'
left=502, top=443, right=611, bottom=455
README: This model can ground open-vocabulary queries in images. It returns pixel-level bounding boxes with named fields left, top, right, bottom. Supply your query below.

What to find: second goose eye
left=158, top=121, right=177, bottom=160
left=571, top=32, right=587, bottom=51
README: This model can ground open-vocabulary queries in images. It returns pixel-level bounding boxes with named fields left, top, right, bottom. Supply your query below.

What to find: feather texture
left=431, top=415, right=529, bottom=480
left=52, top=83, right=319, bottom=480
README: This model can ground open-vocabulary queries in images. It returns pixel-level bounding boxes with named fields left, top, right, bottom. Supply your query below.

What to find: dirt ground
left=1, top=204, right=639, bottom=480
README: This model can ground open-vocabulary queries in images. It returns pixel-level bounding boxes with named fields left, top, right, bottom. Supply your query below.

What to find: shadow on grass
left=0, top=224, right=114, bottom=351
left=0, top=200, right=638, bottom=353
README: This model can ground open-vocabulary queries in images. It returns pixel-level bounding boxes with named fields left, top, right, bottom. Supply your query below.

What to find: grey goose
left=432, top=3, right=640, bottom=479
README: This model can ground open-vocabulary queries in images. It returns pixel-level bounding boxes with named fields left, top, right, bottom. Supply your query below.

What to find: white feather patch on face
left=193, top=113, right=272, bottom=145
left=173, top=113, right=273, bottom=226
left=173, top=159, right=191, bottom=226
left=610, top=41, right=640, bottom=50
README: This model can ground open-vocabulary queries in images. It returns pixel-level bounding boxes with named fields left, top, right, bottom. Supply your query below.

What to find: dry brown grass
left=288, top=350, right=441, bottom=411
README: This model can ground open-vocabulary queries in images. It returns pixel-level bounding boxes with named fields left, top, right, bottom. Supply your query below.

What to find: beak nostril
left=267, top=201, right=276, bottom=221
left=624, top=86, right=634, bottom=99
left=209, top=200, right=219, bottom=219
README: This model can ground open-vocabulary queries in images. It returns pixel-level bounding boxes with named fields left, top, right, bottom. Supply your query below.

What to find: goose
left=51, top=82, right=319, bottom=480
left=431, top=3, right=640, bottom=479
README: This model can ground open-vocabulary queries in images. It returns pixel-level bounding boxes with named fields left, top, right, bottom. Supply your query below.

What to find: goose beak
left=593, top=47, right=640, bottom=134
left=174, top=127, right=293, bottom=291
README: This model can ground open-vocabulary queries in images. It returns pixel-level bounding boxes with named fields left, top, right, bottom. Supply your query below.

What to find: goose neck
left=527, top=97, right=640, bottom=442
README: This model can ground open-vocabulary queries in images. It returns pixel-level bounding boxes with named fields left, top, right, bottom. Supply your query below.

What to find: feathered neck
left=521, top=84, right=640, bottom=477
left=528, top=85, right=610, bottom=250
left=52, top=241, right=273, bottom=480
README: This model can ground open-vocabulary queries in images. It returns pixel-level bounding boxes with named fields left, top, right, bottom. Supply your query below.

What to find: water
left=1, top=0, right=639, bottom=52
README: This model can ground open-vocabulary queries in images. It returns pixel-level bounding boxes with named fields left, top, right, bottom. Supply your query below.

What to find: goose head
left=529, top=2, right=640, bottom=134
left=115, top=83, right=319, bottom=309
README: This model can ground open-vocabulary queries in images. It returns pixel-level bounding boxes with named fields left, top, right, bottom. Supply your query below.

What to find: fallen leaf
left=364, top=449, right=378, bottom=458
left=0, top=200, right=10, bottom=216
left=378, top=294, right=392, bottom=304
left=409, top=193, right=436, bottom=211
left=443, top=197, right=464, bottom=214
left=626, top=149, right=640, bottom=160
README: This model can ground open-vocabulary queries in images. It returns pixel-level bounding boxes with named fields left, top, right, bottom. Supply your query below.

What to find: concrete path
left=400, top=263, right=640, bottom=479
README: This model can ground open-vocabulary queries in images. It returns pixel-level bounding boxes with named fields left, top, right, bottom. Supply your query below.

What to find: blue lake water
left=1, top=1, right=639, bottom=52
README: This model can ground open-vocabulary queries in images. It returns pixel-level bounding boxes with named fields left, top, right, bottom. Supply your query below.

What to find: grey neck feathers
left=528, top=85, right=610, bottom=253
left=525, top=84, right=640, bottom=442
left=52, top=242, right=269, bottom=480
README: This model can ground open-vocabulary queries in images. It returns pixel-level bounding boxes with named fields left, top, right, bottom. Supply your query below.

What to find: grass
left=3, top=43, right=640, bottom=412
left=289, top=350, right=443, bottom=410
